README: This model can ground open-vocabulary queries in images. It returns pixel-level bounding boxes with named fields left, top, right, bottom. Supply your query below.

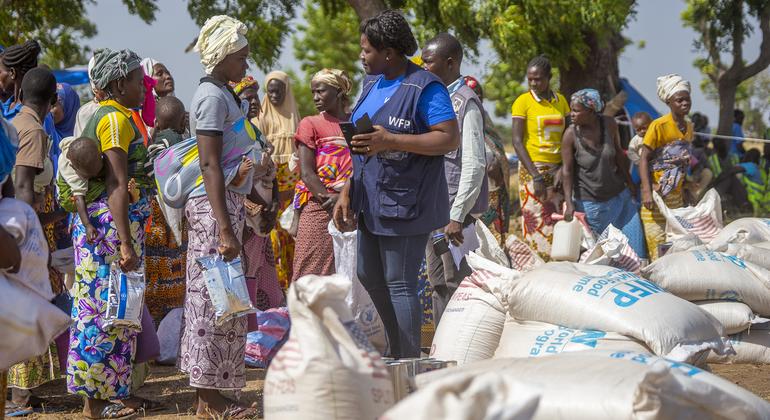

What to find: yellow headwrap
left=230, top=76, right=258, bottom=95
left=255, top=71, right=300, bottom=165
left=311, top=68, right=353, bottom=98
left=194, top=15, right=248, bottom=74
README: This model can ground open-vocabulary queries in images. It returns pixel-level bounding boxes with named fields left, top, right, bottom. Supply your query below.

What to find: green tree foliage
left=683, top=0, right=770, bottom=137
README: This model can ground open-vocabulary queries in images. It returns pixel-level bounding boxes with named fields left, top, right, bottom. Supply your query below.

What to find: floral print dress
left=67, top=197, right=149, bottom=399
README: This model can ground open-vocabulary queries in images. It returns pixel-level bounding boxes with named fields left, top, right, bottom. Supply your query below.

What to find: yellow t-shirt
left=95, top=99, right=136, bottom=153
left=642, top=112, right=693, bottom=151
left=511, top=91, right=570, bottom=164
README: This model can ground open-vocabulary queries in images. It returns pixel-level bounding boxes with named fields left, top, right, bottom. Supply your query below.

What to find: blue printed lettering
left=570, top=330, right=607, bottom=348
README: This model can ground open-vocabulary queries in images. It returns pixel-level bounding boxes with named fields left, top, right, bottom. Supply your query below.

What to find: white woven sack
left=506, top=262, right=729, bottom=362
left=474, top=221, right=510, bottom=268
left=579, top=224, right=641, bottom=274
left=642, top=249, right=770, bottom=315
left=430, top=252, right=517, bottom=365
left=416, top=350, right=770, bottom=420
left=0, top=198, right=53, bottom=300
left=381, top=370, right=541, bottom=420
left=696, top=301, right=769, bottom=335
left=708, top=322, right=770, bottom=364
left=504, top=234, right=544, bottom=272
left=494, top=316, right=649, bottom=359
left=653, top=188, right=722, bottom=243
left=709, top=218, right=770, bottom=252
left=263, top=275, right=393, bottom=419
left=727, top=242, right=770, bottom=270
left=328, top=221, right=387, bottom=353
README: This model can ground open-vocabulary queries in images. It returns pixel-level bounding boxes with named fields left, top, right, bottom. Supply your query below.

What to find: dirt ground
left=12, top=362, right=770, bottom=419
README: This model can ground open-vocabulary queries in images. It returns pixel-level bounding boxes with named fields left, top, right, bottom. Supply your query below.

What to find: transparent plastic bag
left=197, top=255, right=256, bottom=325
left=105, top=262, right=145, bottom=331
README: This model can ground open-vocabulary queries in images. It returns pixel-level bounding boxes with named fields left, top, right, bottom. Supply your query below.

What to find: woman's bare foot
left=195, top=389, right=257, bottom=419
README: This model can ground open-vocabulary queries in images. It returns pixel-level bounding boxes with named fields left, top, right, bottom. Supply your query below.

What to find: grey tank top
left=573, top=117, right=626, bottom=202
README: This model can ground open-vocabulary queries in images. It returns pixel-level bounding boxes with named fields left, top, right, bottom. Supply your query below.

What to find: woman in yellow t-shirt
left=639, top=74, right=694, bottom=260
left=511, top=55, right=569, bottom=259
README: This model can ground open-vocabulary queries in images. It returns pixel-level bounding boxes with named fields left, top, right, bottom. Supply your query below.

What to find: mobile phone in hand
left=355, top=113, right=374, bottom=134
left=339, top=121, right=356, bottom=149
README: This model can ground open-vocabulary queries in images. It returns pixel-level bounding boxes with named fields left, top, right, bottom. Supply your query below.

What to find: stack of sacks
left=493, top=259, right=729, bottom=363
left=245, top=307, right=290, bottom=368
left=708, top=218, right=770, bottom=252
left=643, top=247, right=770, bottom=364
left=413, top=350, right=770, bottom=419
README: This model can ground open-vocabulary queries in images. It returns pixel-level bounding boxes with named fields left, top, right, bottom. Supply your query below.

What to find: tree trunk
left=559, top=31, right=623, bottom=101
left=347, top=0, right=386, bottom=21
left=715, top=75, right=738, bottom=156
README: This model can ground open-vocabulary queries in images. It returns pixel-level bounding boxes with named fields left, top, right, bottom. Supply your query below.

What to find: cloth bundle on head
left=258, top=71, right=300, bottom=164
left=231, top=76, right=258, bottom=95
left=195, top=15, right=248, bottom=74
left=571, top=88, right=603, bottom=113
left=89, top=48, right=142, bottom=90
left=141, top=57, right=158, bottom=78
left=311, top=68, right=353, bottom=99
left=656, top=73, right=690, bottom=103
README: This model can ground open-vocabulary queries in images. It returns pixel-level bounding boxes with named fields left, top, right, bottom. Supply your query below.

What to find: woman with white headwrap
left=179, top=15, right=260, bottom=418
left=140, top=57, right=175, bottom=99
left=639, top=73, right=693, bottom=260
left=255, top=70, right=300, bottom=288
left=291, top=69, right=353, bottom=280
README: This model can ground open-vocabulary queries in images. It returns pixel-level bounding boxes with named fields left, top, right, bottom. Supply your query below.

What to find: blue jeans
left=357, top=219, right=429, bottom=358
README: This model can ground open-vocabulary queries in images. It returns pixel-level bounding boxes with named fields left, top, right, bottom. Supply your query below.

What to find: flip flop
left=116, top=396, right=163, bottom=412
left=94, top=403, right=137, bottom=420
left=6, top=407, right=34, bottom=417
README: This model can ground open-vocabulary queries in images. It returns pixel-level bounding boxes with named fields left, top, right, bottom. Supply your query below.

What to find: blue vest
left=350, top=62, right=450, bottom=236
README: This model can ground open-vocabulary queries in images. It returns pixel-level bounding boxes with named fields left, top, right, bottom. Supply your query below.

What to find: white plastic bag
left=156, top=307, right=183, bottom=365
left=279, top=205, right=298, bottom=237
left=494, top=316, right=649, bottom=359
left=642, top=249, right=770, bottom=315
left=328, top=221, right=387, bottom=353
left=708, top=322, right=770, bottom=364
left=430, top=252, right=513, bottom=365
left=696, top=301, right=769, bottom=335
left=504, top=262, right=729, bottom=362
left=504, top=234, right=544, bottom=272
left=264, top=274, right=393, bottom=419
left=653, top=188, right=723, bottom=243
left=197, top=255, right=256, bottom=325
left=381, top=370, right=541, bottom=420
left=105, top=262, right=145, bottom=330
left=416, top=350, right=770, bottom=420
left=579, top=224, right=641, bottom=273
left=0, top=198, right=52, bottom=299
left=708, top=218, right=770, bottom=252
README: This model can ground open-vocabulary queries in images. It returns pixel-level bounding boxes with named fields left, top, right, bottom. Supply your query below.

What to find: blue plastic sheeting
left=620, top=78, right=660, bottom=120
left=53, top=69, right=90, bottom=86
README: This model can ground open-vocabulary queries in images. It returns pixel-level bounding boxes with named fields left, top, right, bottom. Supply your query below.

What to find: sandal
left=117, top=396, right=163, bottom=412
left=91, top=403, right=137, bottom=420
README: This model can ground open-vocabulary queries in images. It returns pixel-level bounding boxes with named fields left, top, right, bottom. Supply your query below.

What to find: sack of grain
left=668, top=233, right=706, bottom=254
left=506, top=262, right=728, bottom=362
left=653, top=188, right=722, bottom=243
left=263, top=275, right=393, bottom=419
left=494, top=315, right=649, bottom=359
left=696, top=301, right=769, bottom=335
left=707, top=322, right=770, bottom=364
left=642, top=249, right=770, bottom=315
left=328, top=221, right=388, bottom=353
left=474, top=222, right=510, bottom=268
left=381, top=370, right=541, bottom=420
left=709, top=218, right=770, bottom=251
left=579, top=224, right=641, bottom=274
left=416, top=350, right=770, bottom=419
left=726, top=242, right=770, bottom=270
left=504, top=234, right=544, bottom=272
left=430, top=253, right=513, bottom=365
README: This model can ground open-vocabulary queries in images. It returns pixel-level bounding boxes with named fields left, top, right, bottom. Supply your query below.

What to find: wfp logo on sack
left=573, top=269, right=664, bottom=308
left=722, top=254, right=747, bottom=269
left=570, top=330, right=607, bottom=348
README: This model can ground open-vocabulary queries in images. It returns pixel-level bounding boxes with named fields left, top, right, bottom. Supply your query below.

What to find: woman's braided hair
left=360, top=10, right=418, bottom=56
left=527, top=54, right=552, bottom=77
left=2, top=40, right=41, bottom=75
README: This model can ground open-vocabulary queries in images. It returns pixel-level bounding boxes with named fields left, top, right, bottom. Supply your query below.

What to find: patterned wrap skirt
left=518, top=162, right=562, bottom=261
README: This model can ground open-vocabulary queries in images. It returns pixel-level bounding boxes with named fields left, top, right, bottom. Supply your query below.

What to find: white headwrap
left=194, top=15, right=248, bottom=74
left=87, top=56, right=97, bottom=91
left=656, top=73, right=690, bottom=103
left=141, top=57, right=158, bottom=77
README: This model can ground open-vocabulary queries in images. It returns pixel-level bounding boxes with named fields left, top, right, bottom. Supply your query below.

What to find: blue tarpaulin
left=620, top=77, right=660, bottom=120
left=53, top=69, right=90, bottom=86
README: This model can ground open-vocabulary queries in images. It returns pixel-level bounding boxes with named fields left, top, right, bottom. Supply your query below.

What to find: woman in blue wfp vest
left=333, top=10, right=460, bottom=358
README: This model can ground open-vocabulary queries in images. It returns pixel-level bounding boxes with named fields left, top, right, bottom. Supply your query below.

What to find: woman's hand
left=333, top=191, right=356, bottom=232
left=119, top=242, right=140, bottom=272
left=564, top=201, right=575, bottom=222
left=350, top=125, right=391, bottom=157
left=218, top=229, right=242, bottom=261
left=318, top=192, right=339, bottom=211
left=532, top=177, right=547, bottom=200
left=641, top=188, right=654, bottom=210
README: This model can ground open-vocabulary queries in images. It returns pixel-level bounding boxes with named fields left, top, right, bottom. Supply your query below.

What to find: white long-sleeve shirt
left=448, top=78, right=487, bottom=223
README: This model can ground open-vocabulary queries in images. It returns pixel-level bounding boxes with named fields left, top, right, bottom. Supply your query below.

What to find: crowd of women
left=0, top=6, right=753, bottom=419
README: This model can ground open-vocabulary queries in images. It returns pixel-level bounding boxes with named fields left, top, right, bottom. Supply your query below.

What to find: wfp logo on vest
left=388, top=116, right=412, bottom=130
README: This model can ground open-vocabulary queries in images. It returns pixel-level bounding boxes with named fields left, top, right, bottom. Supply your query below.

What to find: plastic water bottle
left=551, top=218, right=582, bottom=261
